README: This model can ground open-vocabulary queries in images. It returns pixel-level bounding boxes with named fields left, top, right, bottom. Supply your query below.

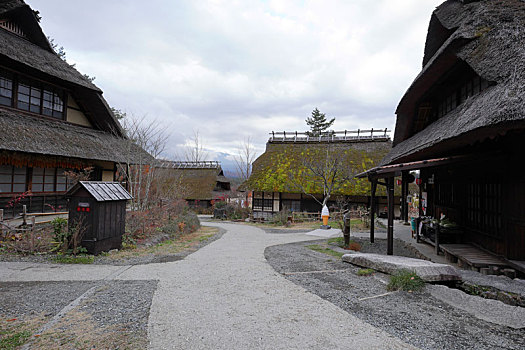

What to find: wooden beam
left=401, top=171, right=409, bottom=223
left=370, top=180, right=377, bottom=243
left=387, top=177, right=394, bottom=255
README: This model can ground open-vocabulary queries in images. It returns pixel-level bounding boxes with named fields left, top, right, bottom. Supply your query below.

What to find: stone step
left=342, top=252, right=461, bottom=282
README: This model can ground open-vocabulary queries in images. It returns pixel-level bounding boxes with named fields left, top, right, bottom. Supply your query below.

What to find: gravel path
left=265, top=239, right=525, bottom=350
left=119, top=222, right=417, bottom=349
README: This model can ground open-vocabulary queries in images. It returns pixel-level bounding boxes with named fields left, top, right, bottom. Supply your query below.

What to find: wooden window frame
left=0, top=165, right=27, bottom=194
left=0, top=66, right=66, bottom=120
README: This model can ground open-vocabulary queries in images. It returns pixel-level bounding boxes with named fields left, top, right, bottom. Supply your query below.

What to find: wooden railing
left=159, top=160, right=220, bottom=169
left=269, top=129, right=390, bottom=143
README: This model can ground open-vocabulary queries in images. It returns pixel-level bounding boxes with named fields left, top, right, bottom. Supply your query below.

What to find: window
left=0, top=69, right=13, bottom=107
left=42, top=87, right=64, bottom=118
left=32, top=168, right=56, bottom=192
left=253, top=198, right=263, bottom=211
left=18, top=79, right=61, bottom=116
left=56, top=169, right=68, bottom=192
left=0, top=67, right=65, bottom=119
left=0, top=165, right=27, bottom=193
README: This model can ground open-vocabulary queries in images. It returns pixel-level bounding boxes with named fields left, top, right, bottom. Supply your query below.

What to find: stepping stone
left=342, top=252, right=461, bottom=282
left=305, top=228, right=342, bottom=238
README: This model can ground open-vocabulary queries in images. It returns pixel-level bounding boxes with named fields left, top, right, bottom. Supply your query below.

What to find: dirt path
left=1, top=222, right=418, bottom=349
left=118, top=222, right=417, bottom=349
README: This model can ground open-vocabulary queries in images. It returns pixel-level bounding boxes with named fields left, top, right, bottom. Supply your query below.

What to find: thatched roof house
left=0, top=0, right=150, bottom=216
left=158, top=161, right=231, bottom=206
left=244, top=130, right=392, bottom=218
left=360, top=0, right=525, bottom=265
left=383, top=0, right=525, bottom=165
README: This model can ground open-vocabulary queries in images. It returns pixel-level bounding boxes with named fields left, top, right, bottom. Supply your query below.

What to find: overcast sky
left=30, top=0, right=442, bottom=173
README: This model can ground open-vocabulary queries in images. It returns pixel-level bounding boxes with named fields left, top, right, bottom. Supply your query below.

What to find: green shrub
left=387, top=270, right=425, bottom=292
left=53, top=254, right=94, bottom=264
left=214, top=201, right=227, bottom=209
left=357, top=268, right=375, bottom=276
left=306, top=244, right=344, bottom=258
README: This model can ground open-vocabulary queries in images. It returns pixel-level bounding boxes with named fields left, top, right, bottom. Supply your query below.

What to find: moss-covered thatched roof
left=244, top=140, right=391, bottom=196
left=384, top=0, right=525, bottom=165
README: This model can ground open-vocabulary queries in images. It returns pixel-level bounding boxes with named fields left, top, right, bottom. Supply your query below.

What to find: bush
left=161, top=210, right=200, bottom=236
left=213, top=202, right=250, bottom=220
left=269, top=209, right=292, bottom=226
left=51, top=217, right=87, bottom=255
left=387, top=270, right=425, bottom=292
left=357, top=268, right=375, bottom=276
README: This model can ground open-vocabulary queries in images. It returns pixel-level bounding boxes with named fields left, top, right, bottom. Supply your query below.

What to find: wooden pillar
left=370, top=180, right=377, bottom=243
left=387, top=177, right=394, bottom=255
left=401, top=171, right=409, bottom=223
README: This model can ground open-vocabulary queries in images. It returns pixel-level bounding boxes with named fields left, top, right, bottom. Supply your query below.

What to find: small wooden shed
left=67, top=181, right=132, bottom=254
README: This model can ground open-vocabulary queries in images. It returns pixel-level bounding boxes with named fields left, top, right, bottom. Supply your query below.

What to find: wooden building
left=244, top=130, right=394, bottom=219
left=0, top=0, right=148, bottom=217
left=157, top=161, right=231, bottom=207
left=359, top=0, right=525, bottom=268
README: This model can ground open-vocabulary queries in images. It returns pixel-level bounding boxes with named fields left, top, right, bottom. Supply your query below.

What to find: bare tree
left=184, top=129, right=209, bottom=162
left=118, top=114, right=169, bottom=211
left=288, top=145, right=365, bottom=207
left=234, top=137, right=257, bottom=182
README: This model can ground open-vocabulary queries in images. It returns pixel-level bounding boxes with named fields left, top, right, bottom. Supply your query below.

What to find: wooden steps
left=440, top=244, right=507, bottom=269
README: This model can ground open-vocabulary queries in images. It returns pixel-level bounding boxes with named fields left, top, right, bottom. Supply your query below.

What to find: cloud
left=31, top=0, right=443, bottom=171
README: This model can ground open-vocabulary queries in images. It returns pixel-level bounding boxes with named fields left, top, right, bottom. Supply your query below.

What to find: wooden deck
left=508, top=260, right=525, bottom=274
left=440, top=244, right=507, bottom=268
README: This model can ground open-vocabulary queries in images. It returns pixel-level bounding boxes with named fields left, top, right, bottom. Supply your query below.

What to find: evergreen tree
left=305, top=108, right=335, bottom=136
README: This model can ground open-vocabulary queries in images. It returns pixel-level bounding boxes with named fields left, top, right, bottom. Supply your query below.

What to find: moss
left=245, top=141, right=392, bottom=196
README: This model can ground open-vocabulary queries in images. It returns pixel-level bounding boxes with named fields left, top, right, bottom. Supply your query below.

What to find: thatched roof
left=0, top=0, right=124, bottom=136
left=157, top=162, right=231, bottom=201
left=0, top=0, right=52, bottom=51
left=384, top=0, right=525, bottom=165
left=244, top=139, right=392, bottom=196
left=0, top=109, right=151, bottom=165
left=0, top=1, right=95, bottom=90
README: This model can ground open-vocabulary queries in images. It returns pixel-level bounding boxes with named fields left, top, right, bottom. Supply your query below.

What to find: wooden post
left=402, top=171, right=409, bottom=224
left=435, top=224, right=440, bottom=255
left=370, top=180, right=377, bottom=243
left=343, top=211, right=350, bottom=247
left=22, top=205, right=27, bottom=226
left=0, top=209, right=3, bottom=222
left=387, top=177, right=394, bottom=255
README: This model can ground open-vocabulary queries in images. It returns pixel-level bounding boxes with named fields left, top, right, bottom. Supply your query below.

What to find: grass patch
left=326, top=237, right=361, bottom=251
left=306, top=244, right=344, bottom=258
left=327, top=237, right=345, bottom=246
left=0, top=330, right=32, bottom=349
left=53, top=254, right=94, bottom=264
left=387, top=270, right=425, bottom=292
left=357, top=268, right=375, bottom=276
left=104, top=226, right=219, bottom=261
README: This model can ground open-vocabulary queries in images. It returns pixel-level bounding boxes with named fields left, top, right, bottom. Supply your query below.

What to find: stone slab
left=304, top=228, right=342, bottom=238
left=342, top=252, right=461, bottom=282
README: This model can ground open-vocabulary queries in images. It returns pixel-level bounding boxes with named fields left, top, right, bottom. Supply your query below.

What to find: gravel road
left=118, top=222, right=417, bottom=349
left=3, top=222, right=523, bottom=350
left=265, top=239, right=525, bottom=350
